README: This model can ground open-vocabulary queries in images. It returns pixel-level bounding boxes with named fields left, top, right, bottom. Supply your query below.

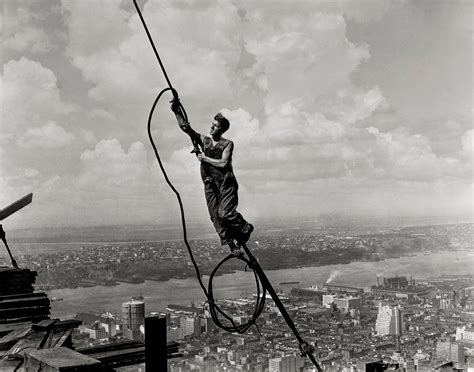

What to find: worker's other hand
left=170, top=99, right=180, bottom=114
left=179, top=122, right=191, bottom=133
left=196, top=153, right=205, bottom=162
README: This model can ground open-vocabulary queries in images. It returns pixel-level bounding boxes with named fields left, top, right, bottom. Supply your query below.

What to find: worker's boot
left=237, top=223, right=254, bottom=246
left=228, top=241, right=242, bottom=256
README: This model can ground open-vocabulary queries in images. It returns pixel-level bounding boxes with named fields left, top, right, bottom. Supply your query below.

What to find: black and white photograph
left=1, top=0, right=472, bottom=371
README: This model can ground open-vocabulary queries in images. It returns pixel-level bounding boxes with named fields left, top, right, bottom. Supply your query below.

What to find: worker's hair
left=214, top=113, right=230, bottom=133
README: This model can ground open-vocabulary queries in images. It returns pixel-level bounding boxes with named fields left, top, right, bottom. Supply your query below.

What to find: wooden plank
left=0, top=315, right=50, bottom=325
left=0, top=297, right=50, bottom=310
left=0, top=293, right=46, bottom=301
left=0, top=305, right=50, bottom=320
left=0, top=320, right=79, bottom=351
left=51, top=319, right=82, bottom=332
left=0, top=321, right=32, bottom=338
left=53, top=329, right=73, bottom=348
left=0, top=358, right=23, bottom=371
left=32, top=319, right=56, bottom=330
left=25, top=347, right=101, bottom=370
left=6, top=330, right=48, bottom=357
left=0, top=324, right=32, bottom=350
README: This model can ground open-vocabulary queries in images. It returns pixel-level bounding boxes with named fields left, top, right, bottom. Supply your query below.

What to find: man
left=171, top=102, right=253, bottom=255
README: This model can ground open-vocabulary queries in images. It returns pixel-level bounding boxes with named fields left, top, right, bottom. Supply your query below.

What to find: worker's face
left=210, top=120, right=223, bottom=136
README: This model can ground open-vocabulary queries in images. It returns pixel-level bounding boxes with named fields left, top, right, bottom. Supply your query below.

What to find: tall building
left=269, top=357, right=282, bottom=372
left=323, top=295, right=362, bottom=311
left=167, top=326, right=185, bottom=341
left=323, top=294, right=335, bottom=308
left=81, top=324, right=107, bottom=341
left=456, top=325, right=474, bottom=345
left=392, top=352, right=416, bottom=372
left=375, top=303, right=403, bottom=336
left=100, top=319, right=118, bottom=337
left=180, top=316, right=196, bottom=337
left=204, top=316, right=216, bottom=334
left=436, top=340, right=465, bottom=365
left=194, top=315, right=202, bottom=336
left=268, top=354, right=304, bottom=372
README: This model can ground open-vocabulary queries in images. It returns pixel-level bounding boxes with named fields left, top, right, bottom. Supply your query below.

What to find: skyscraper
left=180, top=316, right=196, bottom=337
left=436, top=340, right=465, bottom=365
left=375, top=303, right=403, bottom=336
left=268, top=354, right=304, bottom=372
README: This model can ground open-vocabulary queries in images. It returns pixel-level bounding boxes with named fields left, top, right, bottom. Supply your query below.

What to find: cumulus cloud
left=0, top=167, right=41, bottom=214
left=220, top=108, right=261, bottom=144
left=3, top=58, right=75, bottom=133
left=3, top=27, right=53, bottom=53
left=219, top=105, right=366, bottom=182
left=90, top=108, right=115, bottom=121
left=62, top=0, right=132, bottom=56
left=1, top=57, right=81, bottom=188
left=335, top=0, right=394, bottom=23
left=335, top=86, right=389, bottom=125
left=263, top=100, right=345, bottom=145
left=70, top=138, right=186, bottom=226
left=245, top=10, right=371, bottom=111
left=80, top=130, right=97, bottom=145
left=2, top=0, right=471, bottom=228
left=17, top=121, right=75, bottom=149
left=2, top=0, right=60, bottom=54
left=366, top=127, right=460, bottom=180
left=62, top=0, right=240, bottom=107
left=79, top=139, right=148, bottom=187
left=60, top=0, right=378, bottom=132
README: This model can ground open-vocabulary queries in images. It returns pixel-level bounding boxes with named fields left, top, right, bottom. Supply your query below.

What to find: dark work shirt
left=200, top=136, right=235, bottom=187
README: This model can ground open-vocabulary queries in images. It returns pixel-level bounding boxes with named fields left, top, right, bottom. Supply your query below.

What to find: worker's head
left=210, top=113, right=230, bottom=136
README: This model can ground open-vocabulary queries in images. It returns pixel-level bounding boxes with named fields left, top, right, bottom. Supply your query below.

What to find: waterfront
left=48, top=250, right=474, bottom=319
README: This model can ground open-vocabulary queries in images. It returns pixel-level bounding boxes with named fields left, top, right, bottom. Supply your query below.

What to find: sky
left=1, top=0, right=472, bottom=230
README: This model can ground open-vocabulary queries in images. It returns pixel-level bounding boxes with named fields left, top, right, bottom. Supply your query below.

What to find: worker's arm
left=171, top=101, right=203, bottom=145
left=197, top=141, right=233, bottom=168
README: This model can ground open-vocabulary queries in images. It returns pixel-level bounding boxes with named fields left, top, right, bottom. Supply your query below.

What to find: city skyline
left=2, top=0, right=472, bottom=230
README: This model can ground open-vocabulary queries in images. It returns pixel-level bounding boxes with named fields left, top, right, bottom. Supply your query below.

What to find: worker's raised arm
left=170, top=101, right=203, bottom=146
left=198, top=141, right=233, bottom=168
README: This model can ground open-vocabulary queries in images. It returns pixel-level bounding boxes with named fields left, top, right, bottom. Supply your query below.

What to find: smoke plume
left=326, top=270, right=340, bottom=284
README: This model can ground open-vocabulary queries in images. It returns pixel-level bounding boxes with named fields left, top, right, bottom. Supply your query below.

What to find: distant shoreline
left=7, top=222, right=472, bottom=291
left=47, top=250, right=474, bottom=319
left=8, top=220, right=473, bottom=243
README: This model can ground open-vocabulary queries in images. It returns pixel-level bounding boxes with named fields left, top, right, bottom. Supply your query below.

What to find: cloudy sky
left=1, top=0, right=472, bottom=230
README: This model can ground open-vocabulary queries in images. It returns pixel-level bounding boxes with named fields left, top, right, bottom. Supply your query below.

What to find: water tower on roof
left=122, top=299, right=145, bottom=331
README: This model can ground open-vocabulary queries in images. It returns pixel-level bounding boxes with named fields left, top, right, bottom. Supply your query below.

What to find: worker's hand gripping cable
left=170, top=96, right=201, bottom=154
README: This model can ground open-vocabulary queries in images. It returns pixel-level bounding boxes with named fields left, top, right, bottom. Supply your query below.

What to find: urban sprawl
left=2, top=223, right=473, bottom=371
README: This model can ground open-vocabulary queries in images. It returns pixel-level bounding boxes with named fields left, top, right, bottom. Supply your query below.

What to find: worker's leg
left=218, top=177, right=253, bottom=244
left=203, top=178, right=233, bottom=245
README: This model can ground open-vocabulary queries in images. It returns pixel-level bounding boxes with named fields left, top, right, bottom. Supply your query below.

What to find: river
left=48, top=250, right=473, bottom=319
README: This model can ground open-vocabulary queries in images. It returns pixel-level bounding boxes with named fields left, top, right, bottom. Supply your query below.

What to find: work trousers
left=203, top=175, right=247, bottom=245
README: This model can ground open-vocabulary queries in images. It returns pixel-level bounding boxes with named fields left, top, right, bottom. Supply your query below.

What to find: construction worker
left=171, top=102, right=253, bottom=255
